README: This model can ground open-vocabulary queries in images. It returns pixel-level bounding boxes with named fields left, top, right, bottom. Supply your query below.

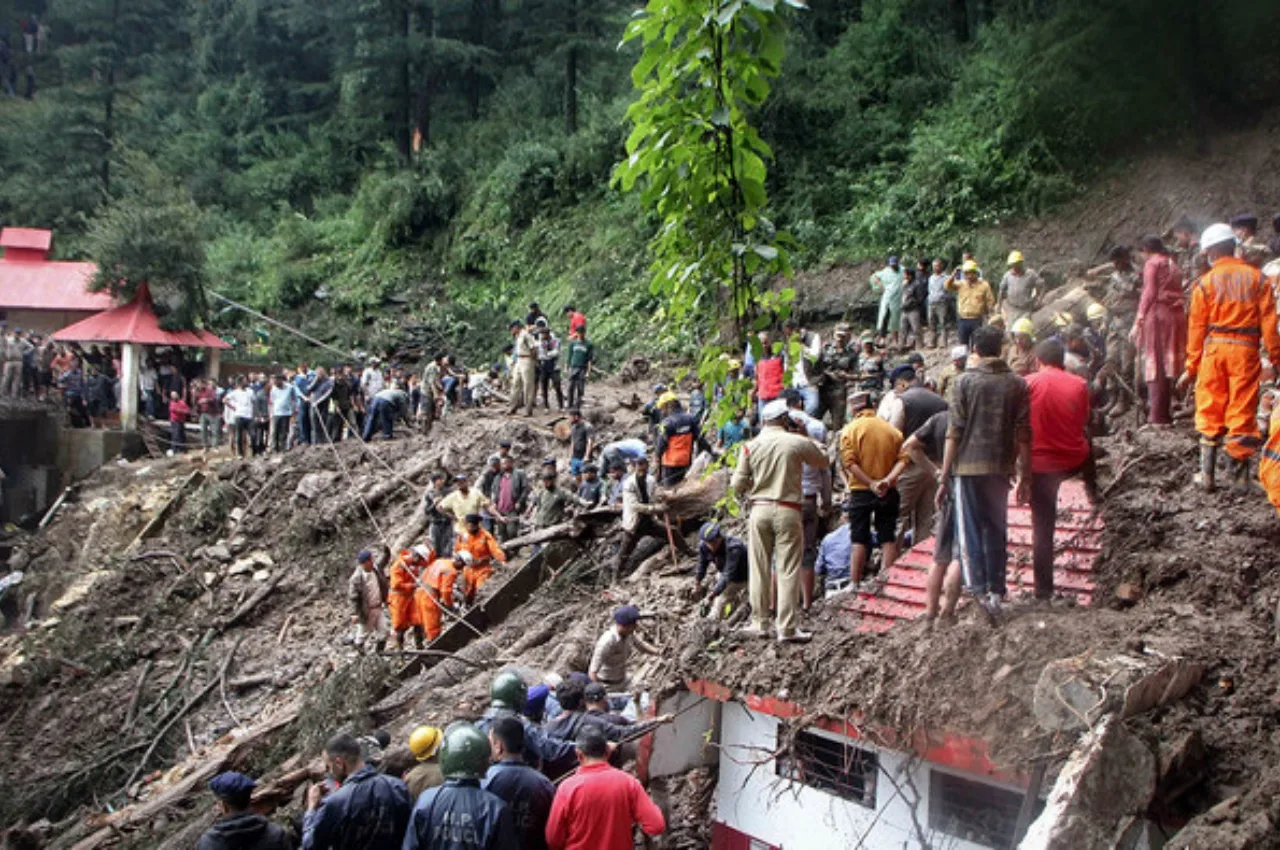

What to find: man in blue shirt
left=293, top=365, right=314, bottom=446
left=302, top=733, right=410, bottom=850
left=482, top=716, right=556, bottom=850
left=695, top=523, right=749, bottom=621
left=814, top=523, right=853, bottom=594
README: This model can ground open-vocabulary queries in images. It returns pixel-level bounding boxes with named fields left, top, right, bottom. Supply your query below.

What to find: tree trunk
left=102, top=0, right=121, bottom=193
left=397, top=0, right=413, bottom=163
left=564, top=0, right=578, bottom=134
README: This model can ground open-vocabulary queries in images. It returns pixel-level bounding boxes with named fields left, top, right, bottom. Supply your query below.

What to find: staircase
left=842, top=480, right=1102, bottom=632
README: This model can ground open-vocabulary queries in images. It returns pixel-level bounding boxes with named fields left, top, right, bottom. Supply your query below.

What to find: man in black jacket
left=197, top=772, right=291, bottom=850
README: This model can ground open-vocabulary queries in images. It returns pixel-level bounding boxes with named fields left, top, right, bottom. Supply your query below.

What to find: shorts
left=570, top=457, right=585, bottom=475
left=845, top=488, right=900, bottom=547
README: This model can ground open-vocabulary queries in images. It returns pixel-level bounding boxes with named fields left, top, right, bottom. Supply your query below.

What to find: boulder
left=295, top=472, right=340, bottom=502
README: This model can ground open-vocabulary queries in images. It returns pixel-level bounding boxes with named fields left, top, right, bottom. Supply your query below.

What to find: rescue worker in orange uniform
left=389, top=545, right=433, bottom=649
left=654, top=392, right=711, bottom=487
left=1260, top=391, right=1280, bottom=514
left=421, top=552, right=460, bottom=642
left=1178, top=223, right=1280, bottom=492
left=453, top=512, right=506, bottom=605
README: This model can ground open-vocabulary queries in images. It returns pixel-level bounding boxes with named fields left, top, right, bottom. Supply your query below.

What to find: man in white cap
left=731, top=398, right=829, bottom=642
left=1178, top=222, right=1280, bottom=491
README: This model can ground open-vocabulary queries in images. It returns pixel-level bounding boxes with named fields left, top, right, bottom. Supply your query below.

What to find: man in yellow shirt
left=838, top=391, right=904, bottom=588
left=438, top=473, right=502, bottom=537
left=947, top=260, right=995, bottom=348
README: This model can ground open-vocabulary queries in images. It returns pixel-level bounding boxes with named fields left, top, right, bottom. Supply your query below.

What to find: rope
left=310, top=407, right=503, bottom=649
left=209, top=291, right=355, bottom=361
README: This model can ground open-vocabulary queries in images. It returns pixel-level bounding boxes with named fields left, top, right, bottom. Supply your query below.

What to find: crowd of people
left=199, top=609, right=674, bottom=850
left=188, top=213, right=1280, bottom=847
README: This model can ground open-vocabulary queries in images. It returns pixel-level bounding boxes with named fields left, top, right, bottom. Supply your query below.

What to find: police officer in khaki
left=506, top=319, right=539, bottom=416
left=731, top=398, right=830, bottom=643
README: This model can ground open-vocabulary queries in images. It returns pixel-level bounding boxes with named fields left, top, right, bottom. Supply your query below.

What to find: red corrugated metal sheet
left=845, top=480, right=1102, bottom=632
left=0, top=259, right=114, bottom=312
left=52, top=284, right=229, bottom=349
left=0, top=227, right=53, bottom=252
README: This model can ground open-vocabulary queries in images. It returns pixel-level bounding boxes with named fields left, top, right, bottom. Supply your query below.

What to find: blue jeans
left=361, top=398, right=394, bottom=441
left=570, top=457, right=585, bottom=475
left=957, top=318, right=982, bottom=348
left=798, top=386, right=820, bottom=417
left=953, top=474, right=1010, bottom=596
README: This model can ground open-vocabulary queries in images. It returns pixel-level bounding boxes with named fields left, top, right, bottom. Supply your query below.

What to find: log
left=323, top=456, right=436, bottom=525
left=250, top=761, right=324, bottom=811
left=126, top=472, right=206, bottom=555
left=123, top=660, right=154, bottom=732
left=226, top=673, right=275, bottom=693
left=72, top=704, right=301, bottom=850
left=218, top=572, right=284, bottom=631
left=501, top=520, right=586, bottom=552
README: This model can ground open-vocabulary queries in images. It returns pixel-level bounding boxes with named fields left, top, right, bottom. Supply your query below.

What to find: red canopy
left=52, top=284, right=230, bottom=349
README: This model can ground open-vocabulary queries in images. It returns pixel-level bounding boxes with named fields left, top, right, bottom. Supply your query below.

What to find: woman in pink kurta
left=1132, top=235, right=1186, bottom=424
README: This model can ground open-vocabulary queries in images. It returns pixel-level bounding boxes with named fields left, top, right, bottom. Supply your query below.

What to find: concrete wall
left=0, top=405, right=62, bottom=523
left=649, top=691, right=720, bottom=778
left=715, top=702, right=1017, bottom=850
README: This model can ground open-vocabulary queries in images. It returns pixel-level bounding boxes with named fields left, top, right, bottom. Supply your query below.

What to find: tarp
left=52, top=284, right=230, bottom=349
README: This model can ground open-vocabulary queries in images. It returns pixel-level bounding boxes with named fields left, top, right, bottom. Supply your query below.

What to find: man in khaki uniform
left=731, top=399, right=829, bottom=643
left=505, top=319, right=538, bottom=416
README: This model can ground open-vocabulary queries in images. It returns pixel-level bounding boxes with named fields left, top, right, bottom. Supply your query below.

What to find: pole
left=120, top=341, right=140, bottom=431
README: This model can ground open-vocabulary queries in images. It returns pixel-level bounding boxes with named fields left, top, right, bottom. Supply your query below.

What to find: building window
left=929, top=770, right=1029, bottom=849
left=775, top=728, right=878, bottom=809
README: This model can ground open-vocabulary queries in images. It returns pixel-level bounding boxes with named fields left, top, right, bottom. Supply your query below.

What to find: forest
left=0, top=0, right=1277, bottom=363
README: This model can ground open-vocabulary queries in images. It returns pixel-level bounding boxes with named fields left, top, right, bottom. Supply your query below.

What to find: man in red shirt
left=545, top=725, right=665, bottom=850
left=562, top=304, right=586, bottom=336
left=1025, top=339, right=1096, bottom=600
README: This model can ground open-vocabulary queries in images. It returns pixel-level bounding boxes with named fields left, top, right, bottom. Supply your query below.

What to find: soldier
left=817, top=323, right=858, bottom=430
left=730, top=400, right=829, bottom=643
left=402, top=723, right=519, bottom=850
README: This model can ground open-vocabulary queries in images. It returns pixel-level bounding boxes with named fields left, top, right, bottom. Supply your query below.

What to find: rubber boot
left=1231, top=457, right=1252, bottom=494
left=1196, top=444, right=1217, bottom=493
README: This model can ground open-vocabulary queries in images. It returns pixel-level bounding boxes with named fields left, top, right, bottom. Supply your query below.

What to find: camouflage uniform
left=816, top=339, right=858, bottom=430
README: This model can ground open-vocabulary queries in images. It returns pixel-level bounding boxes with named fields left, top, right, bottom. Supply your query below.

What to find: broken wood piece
left=219, top=572, right=284, bottom=631
left=123, top=660, right=154, bottom=732
left=126, top=471, right=206, bottom=555
left=226, top=674, right=275, bottom=693
left=277, top=612, right=295, bottom=645
left=123, top=637, right=244, bottom=793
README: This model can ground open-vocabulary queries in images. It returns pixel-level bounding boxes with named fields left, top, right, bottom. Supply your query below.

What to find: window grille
left=775, top=728, right=878, bottom=809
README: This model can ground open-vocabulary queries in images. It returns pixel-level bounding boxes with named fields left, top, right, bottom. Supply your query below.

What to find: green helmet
left=439, top=723, right=491, bottom=780
left=490, top=671, right=527, bottom=711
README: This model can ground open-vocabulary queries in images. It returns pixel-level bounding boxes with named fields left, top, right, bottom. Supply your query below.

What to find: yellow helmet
left=1086, top=303, right=1107, bottom=321
left=1007, top=250, right=1024, bottom=265
left=657, top=391, right=679, bottom=408
left=961, top=260, right=980, bottom=273
left=1054, top=312, right=1073, bottom=328
left=726, top=359, right=742, bottom=370
left=1012, top=317, right=1035, bottom=336
left=410, top=726, right=443, bottom=761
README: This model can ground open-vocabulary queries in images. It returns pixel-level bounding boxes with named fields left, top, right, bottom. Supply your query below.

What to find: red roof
left=0, top=256, right=114, bottom=312
left=52, top=284, right=229, bottom=349
left=0, top=227, right=53, bottom=252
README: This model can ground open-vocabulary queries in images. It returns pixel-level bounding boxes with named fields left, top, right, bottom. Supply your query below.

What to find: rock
left=227, top=535, right=249, bottom=555
left=206, top=544, right=233, bottom=563
left=252, top=570, right=271, bottom=582
left=228, top=558, right=254, bottom=577
left=202, top=572, right=219, bottom=586
left=1020, top=714, right=1157, bottom=850
left=51, top=571, right=114, bottom=613
left=295, top=472, right=340, bottom=501
left=249, top=551, right=274, bottom=568
left=229, top=507, right=245, bottom=524
left=993, top=663, right=1017, bottom=684
left=1114, top=583, right=1142, bottom=604
left=0, top=651, right=29, bottom=686
left=7, top=549, right=29, bottom=571
left=1033, top=653, right=1203, bottom=733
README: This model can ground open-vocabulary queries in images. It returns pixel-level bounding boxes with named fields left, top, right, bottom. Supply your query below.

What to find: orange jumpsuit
left=1260, top=404, right=1280, bottom=515
left=388, top=551, right=429, bottom=634
left=454, top=527, right=507, bottom=601
left=1185, top=256, right=1280, bottom=460
left=421, top=558, right=459, bottom=641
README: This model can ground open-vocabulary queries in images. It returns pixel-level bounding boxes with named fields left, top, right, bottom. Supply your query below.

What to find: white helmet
left=412, top=544, right=433, bottom=560
left=455, top=550, right=473, bottom=566
left=1200, top=223, right=1236, bottom=252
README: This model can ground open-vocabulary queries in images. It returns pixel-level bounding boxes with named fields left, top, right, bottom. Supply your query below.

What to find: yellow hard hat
left=1054, top=312, right=1073, bottom=328
left=1007, top=250, right=1024, bottom=265
left=410, top=726, right=443, bottom=761
left=962, top=260, right=979, bottom=273
left=1086, top=303, right=1107, bottom=321
left=657, top=391, right=679, bottom=408
left=1012, top=317, right=1035, bottom=336
left=726, top=358, right=742, bottom=370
